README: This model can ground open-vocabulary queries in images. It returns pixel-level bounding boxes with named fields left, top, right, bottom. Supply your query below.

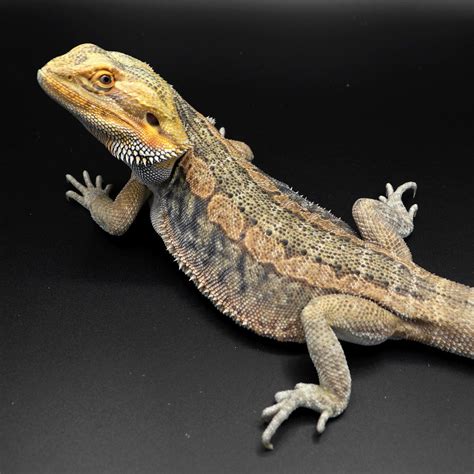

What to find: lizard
left=37, top=43, right=473, bottom=450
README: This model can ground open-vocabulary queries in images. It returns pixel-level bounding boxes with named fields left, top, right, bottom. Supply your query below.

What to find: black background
left=1, top=1, right=473, bottom=473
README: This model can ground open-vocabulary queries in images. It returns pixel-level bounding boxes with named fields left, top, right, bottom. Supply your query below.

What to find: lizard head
left=37, top=43, right=190, bottom=166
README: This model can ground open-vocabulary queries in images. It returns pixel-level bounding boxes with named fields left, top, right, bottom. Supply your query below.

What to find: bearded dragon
left=37, top=44, right=473, bottom=450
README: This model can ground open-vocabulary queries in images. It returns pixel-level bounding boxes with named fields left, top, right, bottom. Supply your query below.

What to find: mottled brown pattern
left=241, top=223, right=433, bottom=321
left=208, top=194, right=245, bottom=241
left=240, top=159, right=280, bottom=193
left=170, top=96, right=472, bottom=352
left=153, top=174, right=308, bottom=342
left=180, top=152, right=215, bottom=199
left=244, top=225, right=286, bottom=262
left=272, top=192, right=356, bottom=239
left=237, top=157, right=356, bottom=239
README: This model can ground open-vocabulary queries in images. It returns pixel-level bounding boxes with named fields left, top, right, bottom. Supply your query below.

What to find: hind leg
left=261, top=294, right=405, bottom=449
left=353, top=182, right=418, bottom=261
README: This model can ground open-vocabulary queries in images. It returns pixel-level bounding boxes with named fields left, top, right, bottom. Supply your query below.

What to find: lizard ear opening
left=146, top=112, right=160, bottom=127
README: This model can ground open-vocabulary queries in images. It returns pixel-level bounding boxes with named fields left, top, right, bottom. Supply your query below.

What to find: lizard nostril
left=146, top=113, right=160, bottom=127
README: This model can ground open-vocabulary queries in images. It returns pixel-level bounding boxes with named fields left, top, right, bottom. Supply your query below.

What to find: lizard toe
left=261, top=383, right=341, bottom=450
left=65, top=171, right=113, bottom=211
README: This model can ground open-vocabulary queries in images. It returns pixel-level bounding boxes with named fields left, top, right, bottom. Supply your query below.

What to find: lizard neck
left=173, top=92, right=237, bottom=163
left=130, top=157, right=179, bottom=188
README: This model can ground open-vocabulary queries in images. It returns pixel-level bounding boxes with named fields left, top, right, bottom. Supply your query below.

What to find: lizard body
left=38, top=44, right=473, bottom=449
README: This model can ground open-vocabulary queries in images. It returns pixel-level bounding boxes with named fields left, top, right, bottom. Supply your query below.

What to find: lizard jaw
left=37, top=67, right=188, bottom=168
left=106, top=134, right=187, bottom=167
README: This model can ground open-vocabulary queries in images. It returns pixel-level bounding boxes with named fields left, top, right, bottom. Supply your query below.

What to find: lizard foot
left=261, top=383, right=343, bottom=450
left=206, top=116, right=225, bottom=136
left=65, top=170, right=113, bottom=210
left=377, top=181, right=418, bottom=238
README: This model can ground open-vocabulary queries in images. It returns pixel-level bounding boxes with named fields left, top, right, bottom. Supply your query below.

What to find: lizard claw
left=385, top=182, right=395, bottom=197
left=274, top=389, right=293, bottom=402
left=377, top=181, right=418, bottom=238
left=65, top=170, right=112, bottom=210
left=380, top=181, right=417, bottom=202
left=408, top=203, right=418, bottom=219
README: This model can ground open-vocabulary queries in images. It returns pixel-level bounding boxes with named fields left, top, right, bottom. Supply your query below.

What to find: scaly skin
left=38, top=44, right=473, bottom=450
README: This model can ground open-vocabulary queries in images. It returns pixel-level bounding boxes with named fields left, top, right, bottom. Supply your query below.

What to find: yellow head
left=38, top=43, right=190, bottom=166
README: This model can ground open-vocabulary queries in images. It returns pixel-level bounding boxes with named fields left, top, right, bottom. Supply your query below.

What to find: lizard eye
left=99, top=74, right=112, bottom=85
left=92, top=70, right=115, bottom=90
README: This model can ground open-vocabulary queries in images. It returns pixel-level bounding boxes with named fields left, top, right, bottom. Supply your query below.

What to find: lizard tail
left=401, top=274, right=474, bottom=358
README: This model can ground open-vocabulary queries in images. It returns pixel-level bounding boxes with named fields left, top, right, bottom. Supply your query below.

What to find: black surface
left=1, top=2, right=473, bottom=473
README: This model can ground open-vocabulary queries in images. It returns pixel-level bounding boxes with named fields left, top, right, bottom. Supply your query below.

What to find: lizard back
left=147, top=96, right=473, bottom=349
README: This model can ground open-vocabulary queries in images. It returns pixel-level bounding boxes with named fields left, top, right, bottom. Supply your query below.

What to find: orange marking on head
left=180, top=153, right=216, bottom=199
left=142, top=118, right=188, bottom=154
left=208, top=194, right=245, bottom=241
left=143, top=125, right=168, bottom=148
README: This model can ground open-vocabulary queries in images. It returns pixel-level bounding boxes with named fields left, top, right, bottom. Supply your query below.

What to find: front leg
left=352, top=182, right=418, bottom=261
left=261, top=294, right=406, bottom=449
left=66, top=171, right=151, bottom=236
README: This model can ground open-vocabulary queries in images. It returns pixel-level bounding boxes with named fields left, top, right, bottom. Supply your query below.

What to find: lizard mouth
left=106, top=136, right=188, bottom=167
left=38, top=68, right=188, bottom=167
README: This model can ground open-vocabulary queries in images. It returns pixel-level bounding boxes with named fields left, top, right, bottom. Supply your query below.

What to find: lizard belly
left=150, top=182, right=313, bottom=342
